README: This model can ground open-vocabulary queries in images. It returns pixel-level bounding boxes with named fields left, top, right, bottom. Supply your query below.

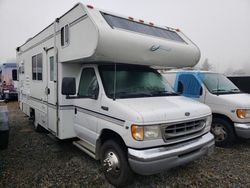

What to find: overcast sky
left=0, top=0, right=249, bottom=73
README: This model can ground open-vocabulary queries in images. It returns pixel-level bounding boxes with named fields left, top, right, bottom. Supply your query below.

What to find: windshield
left=202, top=73, right=241, bottom=94
left=99, top=64, right=177, bottom=99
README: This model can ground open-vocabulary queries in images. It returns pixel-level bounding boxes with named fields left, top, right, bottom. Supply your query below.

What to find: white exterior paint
left=163, top=70, right=250, bottom=139
left=17, top=3, right=214, bottom=179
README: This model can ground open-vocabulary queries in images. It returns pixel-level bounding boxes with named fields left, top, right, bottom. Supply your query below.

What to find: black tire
left=100, top=140, right=133, bottom=187
left=31, top=112, right=43, bottom=133
left=34, top=123, right=44, bottom=132
left=211, top=117, right=236, bottom=147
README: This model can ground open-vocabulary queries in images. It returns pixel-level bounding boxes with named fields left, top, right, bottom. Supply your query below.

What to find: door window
left=78, top=68, right=99, bottom=98
left=49, top=56, right=54, bottom=81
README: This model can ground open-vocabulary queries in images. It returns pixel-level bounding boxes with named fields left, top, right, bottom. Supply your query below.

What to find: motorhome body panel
left=17, top=4, right=214, bottom=184
left=87, top=7, right=201, bottom=67
left=18, top=3, right=201, bottom=68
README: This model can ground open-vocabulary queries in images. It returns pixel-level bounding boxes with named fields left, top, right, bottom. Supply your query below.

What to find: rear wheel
left=30, top=110, right=43, bottom=132
left=211, top=117, right=236, bottom=147
left=34, top=122, right=43, bottom=132
left=100, top=140, right=133, bottom=187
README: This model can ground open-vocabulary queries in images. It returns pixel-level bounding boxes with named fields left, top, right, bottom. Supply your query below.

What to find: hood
left=215, top=93, right=250, bottom=108
left=116, top=96, right=211, bottom=124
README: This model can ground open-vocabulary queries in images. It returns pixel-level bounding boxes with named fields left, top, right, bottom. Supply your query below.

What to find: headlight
left=131, top=124, right=161, bottom=141
left=236, top=109, right=250, bottom=119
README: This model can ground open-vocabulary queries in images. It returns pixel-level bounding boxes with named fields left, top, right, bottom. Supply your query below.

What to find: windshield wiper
left=212, top=88, right=241, bottom=95
left=112, top=91, right=153, bottom=99
left=211, top=89, right=227, bottom=93
left=151, top=90, right=178, bottom=96
left=230, top=88, right=241, bottom=92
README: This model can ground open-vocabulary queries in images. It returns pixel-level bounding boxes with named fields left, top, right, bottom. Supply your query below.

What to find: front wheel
left=211, top=117, right=236, bottom=147
left=100, top=140, right=133, bottom=187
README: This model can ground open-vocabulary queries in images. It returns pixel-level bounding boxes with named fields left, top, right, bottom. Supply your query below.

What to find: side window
left=49, top=56, right=54, bottom=81
left=32, top=53, right=43, bottom=81
left=178, top=74, right=202, bottom=98
left=78, top=68, right=99, bottom=98
left=60, top=27, right=64, bottom=46
left=32, top=56, right=36, bottom=80
left=61, top=24, right=69, bottom=47
left=37, top=53, right=43, bottom=80
left=12, top=69, right=17, bottom=81
left=65, top=25, right=69, bottom=44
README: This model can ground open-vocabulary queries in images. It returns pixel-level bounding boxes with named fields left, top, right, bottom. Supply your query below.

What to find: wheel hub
left=103, top=151, right=120, bottom=174
left=212, top=124, right=227, bottom=142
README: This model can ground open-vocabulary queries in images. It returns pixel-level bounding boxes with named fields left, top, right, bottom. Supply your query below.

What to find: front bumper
left=234, top=122, right=250, bottom=139
left=128, top=132, right=214, bottom=175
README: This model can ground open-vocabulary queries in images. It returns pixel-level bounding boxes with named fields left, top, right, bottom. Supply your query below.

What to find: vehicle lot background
left=1, top=101, right=250, bottom=187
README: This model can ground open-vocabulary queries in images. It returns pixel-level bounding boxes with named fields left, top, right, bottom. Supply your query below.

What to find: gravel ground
left=1, top=101, right=250, bottom=187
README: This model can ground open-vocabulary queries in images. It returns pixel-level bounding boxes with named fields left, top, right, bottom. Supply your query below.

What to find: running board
left=73, top=140, right=96, bottom=159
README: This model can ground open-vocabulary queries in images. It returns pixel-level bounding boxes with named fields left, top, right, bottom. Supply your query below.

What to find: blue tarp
left=173, top=71, right=204, bottom=98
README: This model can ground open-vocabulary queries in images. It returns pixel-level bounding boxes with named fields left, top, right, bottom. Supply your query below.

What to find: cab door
left=73, top=67, right=100, bottom=146
left=46, top=49, right=57, bottom=134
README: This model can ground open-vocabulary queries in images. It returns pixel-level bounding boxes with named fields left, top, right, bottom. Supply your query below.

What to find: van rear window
left=102, top=13, right=185, bottom=43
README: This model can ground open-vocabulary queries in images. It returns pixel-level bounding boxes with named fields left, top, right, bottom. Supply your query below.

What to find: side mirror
left=62, top=77, right=76, bottom=96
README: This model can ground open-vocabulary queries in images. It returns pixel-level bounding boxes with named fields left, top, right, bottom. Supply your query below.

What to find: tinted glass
left=50, top=56, right=54, bottom=81
left=78, top=68, right=99, bottom=97
left=61, top=27, right=64, bottom=46
left=203, top=73, right=240, bottom=94
left=99, top=65, right=176, bottom=99
left=37, top=53, right=43, bottom=80
left=65, top=25, right=69, bottom=44
left=102, top=13, right=185, bottom=43
left=32, top=56, right=36, bottom=80
left=12, top=69, right=17, bottom=81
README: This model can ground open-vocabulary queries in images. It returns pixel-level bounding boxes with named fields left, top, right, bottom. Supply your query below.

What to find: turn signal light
left=131, top=125, right=144, bottom=141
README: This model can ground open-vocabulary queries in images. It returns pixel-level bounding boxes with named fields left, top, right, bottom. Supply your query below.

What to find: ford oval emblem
left=185, top=112, right=190, bottom=116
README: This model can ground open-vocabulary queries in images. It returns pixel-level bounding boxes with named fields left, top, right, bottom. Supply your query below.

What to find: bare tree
left=200, top=58, right=213, bottom=71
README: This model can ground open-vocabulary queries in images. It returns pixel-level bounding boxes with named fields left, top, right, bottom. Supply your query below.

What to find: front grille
left=163, top=119, right=206, bottom=142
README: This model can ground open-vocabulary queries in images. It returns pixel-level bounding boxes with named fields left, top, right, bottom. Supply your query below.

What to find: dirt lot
left=1, top=101, right=250, bottom=187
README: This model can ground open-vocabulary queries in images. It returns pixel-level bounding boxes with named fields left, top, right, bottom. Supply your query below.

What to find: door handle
left=75, top=108, right=77, bottom=114
left=45, top=87, right=50, bottom=95
left=101, top=106, right=109, bottom=111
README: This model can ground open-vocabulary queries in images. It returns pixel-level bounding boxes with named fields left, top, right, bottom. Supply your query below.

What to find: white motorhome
left=162, top=70, right=250, bottom=147
left=17, top=3, right=214, bottom=187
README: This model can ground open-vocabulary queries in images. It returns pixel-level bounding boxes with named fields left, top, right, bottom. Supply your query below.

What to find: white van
left=17, top=3, right=214, bottom=187
left=163, top=70, right=250, bottom=147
